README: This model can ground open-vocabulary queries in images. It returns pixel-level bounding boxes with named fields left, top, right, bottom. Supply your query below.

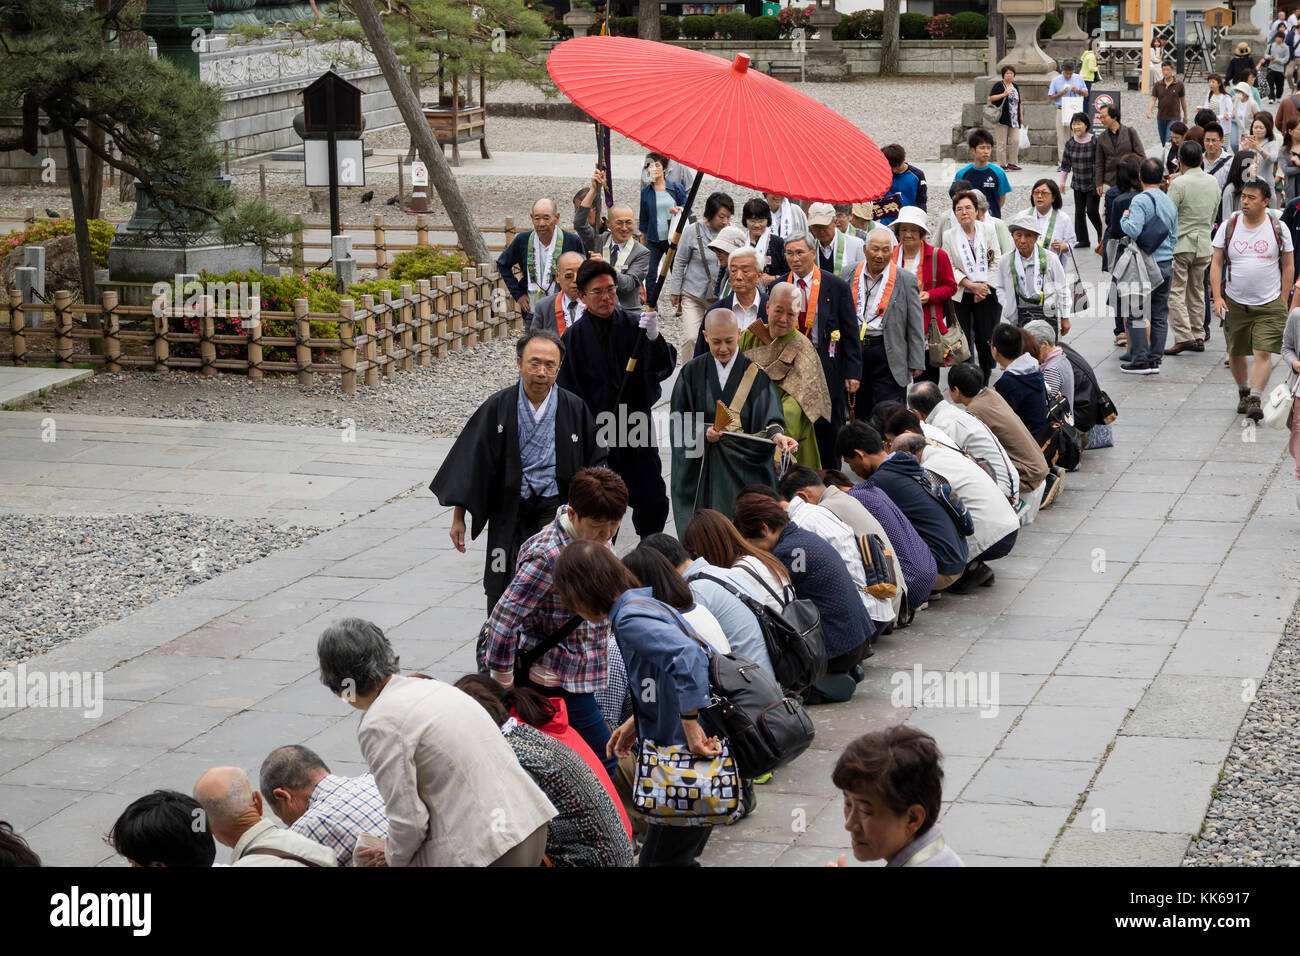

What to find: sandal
left=1114, top=333, right=1128, bottom=347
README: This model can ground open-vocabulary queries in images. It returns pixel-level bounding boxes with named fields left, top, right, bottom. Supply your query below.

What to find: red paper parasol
left=546, top=35, right=892, bottom=203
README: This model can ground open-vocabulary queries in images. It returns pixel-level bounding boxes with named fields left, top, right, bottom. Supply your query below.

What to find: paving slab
left=1047, top=828, right=1193, bottom=866
left=997, top=704, right=1134, bottom=762
left=1074, top=736, right=1230, bottom=834
left=962, top=757, right=1097, bottom=809
left=1121, top=675, right=1252, bottom=740
left=0, top=366, right=93, bottom=406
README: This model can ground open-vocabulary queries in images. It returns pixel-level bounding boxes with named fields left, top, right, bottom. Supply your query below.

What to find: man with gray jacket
left=574, top=168, right=649, bottom=315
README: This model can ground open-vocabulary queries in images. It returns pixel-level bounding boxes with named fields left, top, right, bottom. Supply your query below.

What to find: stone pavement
left=2, top=185, right=1299, bottom=866
left=0, top=367, right=92, bottom=407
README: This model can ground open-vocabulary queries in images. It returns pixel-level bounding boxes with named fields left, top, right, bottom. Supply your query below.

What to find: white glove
left=638, top=310, right=660, bottom=341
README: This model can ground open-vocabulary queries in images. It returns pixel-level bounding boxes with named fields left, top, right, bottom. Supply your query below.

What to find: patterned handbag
left=633, top=738, right=743, bottom=827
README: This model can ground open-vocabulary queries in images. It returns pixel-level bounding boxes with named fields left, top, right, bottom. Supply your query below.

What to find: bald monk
left=738, top=281, right=832, bottom=469
left=670, top=307, right=797, bottom=535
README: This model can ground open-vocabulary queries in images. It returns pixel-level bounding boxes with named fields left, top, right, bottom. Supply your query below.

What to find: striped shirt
left=1061, top=135, right=1097, bottom=193
left=290, top=773, right=389, bottom=867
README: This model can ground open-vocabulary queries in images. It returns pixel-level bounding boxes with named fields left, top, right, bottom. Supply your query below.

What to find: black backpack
left=709, top=566, right=828, bottom=694
left=1060, top=342, right=1118, bottom=432
left=627, top=599, right=816, bottom=779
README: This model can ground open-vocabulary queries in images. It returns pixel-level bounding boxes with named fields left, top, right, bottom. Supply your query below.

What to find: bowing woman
left=890, top=207, right=958, bottom=385
left=552, top=539, right=721, bottom=868
left=942, top=190, right=1003, bottom=379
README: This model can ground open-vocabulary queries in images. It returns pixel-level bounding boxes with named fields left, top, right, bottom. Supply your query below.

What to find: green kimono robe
left=670, top=352, right=785, bottom=537
left=738, top=327, right=824, bottom=470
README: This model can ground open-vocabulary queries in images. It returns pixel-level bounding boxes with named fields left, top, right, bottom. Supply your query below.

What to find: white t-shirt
left=733, top=556, right=789, bottom=613
left=1213, top=214, right=1295, bottom=305
left=682, top=604, right=731, bottom=654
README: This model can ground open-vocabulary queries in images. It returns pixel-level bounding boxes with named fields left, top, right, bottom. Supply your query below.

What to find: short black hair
left=883, top=407, right=924, bottom=440
left=1101, top=101, right=1121, bottom=122
left=639, top=532, right=690, bottom=568
left=1194, top=107, right=1217, bottom=128
left=1241, top=178, right=1273, bottom=201
left=575, top=258, right=617, bottom=293
left=704, top=192, right=735, bottom=220
left=991, top=323, right=1024, bottom=359
left=1138, top=157, right=1164, bottom=185
left=776, top=464, right=825, bottom=500
left=1178, top=140, right=1204, bottom=168
left=737, top=483, right=781, bottom=501
left=109, top=790, right=216, bottom=867
left=882, top=144, right=906, bottom=167
left=869, top=400, right=904, bottom=439
left=949, top=178, right=973, bottom=199
left=516, top=327, right=564, bottom=360
left=835, top=421, right=885, bottom=461
left=1203, top=121, right=1225, bottom=139
left=741, top=197, right=771, bottom=224
left=1070, top=111, right=1090, bottom=128
left=947, top=361, right=985, bottom=398
left=967, top=127, right=995, bottom=150
left=1169, top=121, right=1188, bottom=137
left=1031, top=178, right=1062, bottom=210
left=0, top=821, right=39, bottom=866
left=907, top=380, right=944, bottom=415
left=645, top=151, right=669, bottom=168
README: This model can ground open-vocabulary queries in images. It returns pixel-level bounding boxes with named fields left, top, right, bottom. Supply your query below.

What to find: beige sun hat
left=1006, top=208, right=1044, bottom=236
left=707, top=224, right=749, bottom=255
left=889, top=206, right=930, bottom=237
left=806, top=202, right=836, bottom=228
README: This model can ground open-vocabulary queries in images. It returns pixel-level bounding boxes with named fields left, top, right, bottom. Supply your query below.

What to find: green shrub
left=713, top=11, right=750, bottom=39
left=835, top=10, right=881, bottom=40
left=1039, top=13, right=1061, bottom=39
left=949, top=11, right=988, bottom=39
left=679, top=14, right=715, bottom=40
left=750, top=14, right=781, bottom=41
left=611, top=16, right=638, bottom=37
left=1, top=217, right=116, bottom=267
left=660, top=15, right=679, bottom=40
left=899, top=12, right=928, bottom=40
left=831, top=13, right=851, bottom=40
left=388, top=245, right=475, bottom=284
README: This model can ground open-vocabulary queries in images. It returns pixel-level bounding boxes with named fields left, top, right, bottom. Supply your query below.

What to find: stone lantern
left=996, top=0, right=1056, bottom=76
left=806, top=0, right=849, bottom=81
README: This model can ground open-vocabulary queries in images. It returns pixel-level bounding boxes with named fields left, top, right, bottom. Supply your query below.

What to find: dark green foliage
left=899, top=12, right=928, bottom=40
left=949, top=11, right=988, bottom=40
left=680, top=14, right=716, bottom=40
left=660, top=14, right=680, bottom=40
left=749, top=14, right=781, bottom=41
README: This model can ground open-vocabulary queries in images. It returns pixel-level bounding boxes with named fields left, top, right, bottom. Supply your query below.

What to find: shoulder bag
left=509, top=615, right=582, bottom=687
left=909, top=469, right=974, bottom=536
left=983, top=85, right=1003, bottom=126
left=855, top=533, right=899, bottom=599
left=1262, top=376, right=1300, bottom=428
left=626, top=599, right=816, bottom=780
left=731, top=565, right=828, bottom=692
left=632, top=736, right=744, bottom=827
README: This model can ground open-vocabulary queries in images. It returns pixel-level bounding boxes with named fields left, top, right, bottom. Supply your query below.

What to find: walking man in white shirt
left=1211, top=179, right=1295, bottom=421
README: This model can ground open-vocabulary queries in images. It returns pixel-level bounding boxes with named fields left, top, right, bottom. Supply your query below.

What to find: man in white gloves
left=557, top=259, right=678, bottom=536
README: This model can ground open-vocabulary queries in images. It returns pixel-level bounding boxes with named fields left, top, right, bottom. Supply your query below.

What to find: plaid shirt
left=1061, top=135, right=1097, bottom=193
left=480, top=506, right=611, bottom=694
left=290, top=773, right=389, bottom=867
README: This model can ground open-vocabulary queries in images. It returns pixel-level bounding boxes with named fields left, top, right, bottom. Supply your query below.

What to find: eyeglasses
left=583, top=284, right=617, bottom=297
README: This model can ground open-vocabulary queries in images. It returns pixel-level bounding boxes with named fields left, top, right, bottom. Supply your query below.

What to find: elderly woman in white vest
left=318, top=618, right=556, bottom=867
left=996, top=210, right=1071, bottom=335
left=942, top=189, right=1004, bottom=378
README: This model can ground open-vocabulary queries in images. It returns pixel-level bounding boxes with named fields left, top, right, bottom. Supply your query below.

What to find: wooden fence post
left=361, top=294, right=378, bottom=386
left=102, top=291, right=121, bottom=373
left=378, top=289, right=395, bottom=380
left=504, top=215, right=516, bottom=245
left=398, top=284, right=414, bottom=371
left=416, top=215, right=428, bottom=248
left=339, top=298, right=357, bottom=395
left=433, top=275, right=450, bottom=359
left=9, top=290, right=25, bottom=366
left=53, top=290, right=72, bottom=368
left=462, top=268, right=480, bottom=349
left=154, top=293, right=170, bottom=371
left=247, top=296, right=263, bottom=382
left=200, top=294, right=217, bottom=377
left=415, top=278, right=432, bottom=365
left=294, top=297, right=311, bottom=385
left=374, top=214, right=388, bottom=280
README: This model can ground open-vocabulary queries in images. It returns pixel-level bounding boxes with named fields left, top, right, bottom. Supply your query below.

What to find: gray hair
left=970, top=190, right=990, bottom=212
left=1023, top=319, right=1057, bottom=346
left=833, top=204, right=853, bottom=215
left=259, top=745, right=329, bottom=806
left=907, top=380, right=944, bottom=415
left=317, top=618, right=400, bottom=697
left=728, top=244, right=766, bottom=270
left=194, top=768, right=255, bottom=828
left=769, top=280, right=799, bottom=307
left=532, top=197, right=558, bottom=217
left=865, top=226, right=895, bottom=248
left=892, top=432, right=928, bottom=456
left=704, top=307, right=738, bottom=331
left=785, top=231, right=817, bottom=253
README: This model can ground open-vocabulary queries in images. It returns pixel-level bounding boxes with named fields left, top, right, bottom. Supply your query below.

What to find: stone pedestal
left=562, top=10, right=599, bottom=38
left=997, top=0, right=1055, bottom=75
left=806, top=0, right=850, bottom=81
left=1044, top=0, right=1090, bottom=64
left=1218, top=0, right=1265, bottom=69
left=109, top=235, right=262, bottom=308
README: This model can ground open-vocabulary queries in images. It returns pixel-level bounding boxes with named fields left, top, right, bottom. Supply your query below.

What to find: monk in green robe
left=670, top=308, right=798, bottom=537
left=738, top=281, right=832, bottom=469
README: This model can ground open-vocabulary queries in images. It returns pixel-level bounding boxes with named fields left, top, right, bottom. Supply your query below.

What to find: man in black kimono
left=557, top=259, right=677, bottom=538
left=670, top=308, right=797, bottom=536
left=431, top=328, right=605, bottom=612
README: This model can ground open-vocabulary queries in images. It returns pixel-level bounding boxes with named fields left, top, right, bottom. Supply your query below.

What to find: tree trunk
left=350, top=0, right=489, bottom=263
left=881, top=0, right=901, bottom=77
left=638, top=0, right=660, bottom=41
left=84, top=122, right=105, bottom=220
left=62, top=126, right=104, bottom=355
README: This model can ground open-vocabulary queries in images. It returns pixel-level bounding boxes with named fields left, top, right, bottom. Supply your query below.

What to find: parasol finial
left=732, top=53, right=751, bottom=73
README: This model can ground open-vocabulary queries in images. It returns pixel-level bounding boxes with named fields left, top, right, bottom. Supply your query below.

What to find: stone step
left=947, top=123, right=1062, bottom=147
left=939, top=143, right=1061, bottom=166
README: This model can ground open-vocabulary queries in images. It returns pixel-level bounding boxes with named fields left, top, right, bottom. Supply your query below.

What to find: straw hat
left=889, top=206, right=930, bottom=237
left=1236, top=41, right=1252, bottom=56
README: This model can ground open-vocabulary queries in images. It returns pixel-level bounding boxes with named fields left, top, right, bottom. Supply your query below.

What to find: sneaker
left=1237, top=389, right=1250, bottom=414
left=1119, top=352, right=1131, bottom=362
left=1246, top=396, right=1263, bottom=422
left=1121, top=360, right=1156, bottom=374
left=753, top=772, right=774, bottom=785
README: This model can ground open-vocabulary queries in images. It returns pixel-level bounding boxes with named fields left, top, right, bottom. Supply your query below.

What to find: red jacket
left=893, top=242, right=958, bottom=334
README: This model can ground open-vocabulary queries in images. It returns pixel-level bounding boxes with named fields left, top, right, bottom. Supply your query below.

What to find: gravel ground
left=0, top=514, right=319, bottom=666
left=1183, top=598, right=1300, bottom=867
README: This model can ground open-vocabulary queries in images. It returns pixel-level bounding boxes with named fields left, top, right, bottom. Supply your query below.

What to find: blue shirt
left=1047, top=73, right=1089, bottom=108
left=772, top=524, right=875, bottom=660
left=865, top=453, right=970, bottom=578
left=955, top=163, right=1012, bottom=215
left=681, top=557, right=775, bottom=678
left=1120, top=187, right=1179, bottom=263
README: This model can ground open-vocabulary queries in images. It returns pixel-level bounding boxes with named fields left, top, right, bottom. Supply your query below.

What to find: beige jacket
left=231, top=818, right=338, bottom=867
left=359, top=674, right=556, bottom=867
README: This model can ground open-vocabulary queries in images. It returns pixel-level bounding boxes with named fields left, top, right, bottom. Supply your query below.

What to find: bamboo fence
left=1, top=267, right=524, bottom=395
